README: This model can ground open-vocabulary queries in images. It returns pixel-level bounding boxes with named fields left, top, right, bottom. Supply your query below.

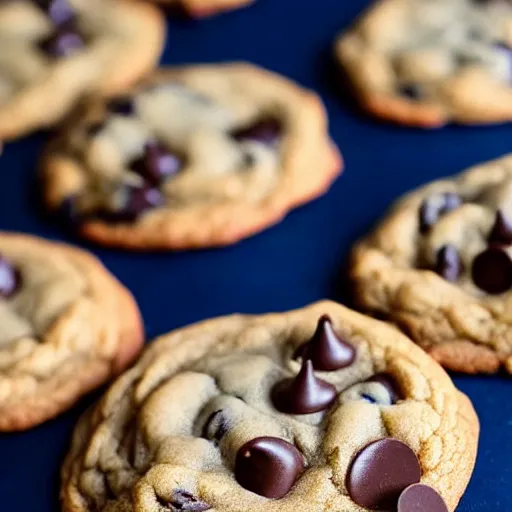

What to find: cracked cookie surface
left=336, top=0, right=512, bottom=127
left=61, top=301, right=478, bottom=512
left=351, top=154, right=512, bottom=374
left=42, top=63, right=342, bottom=250
left=0, top=0, right=164, bottom=140
left=0, top=232, right=143, bottom=431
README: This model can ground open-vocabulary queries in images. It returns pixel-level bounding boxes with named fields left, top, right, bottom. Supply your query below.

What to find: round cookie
left=336, top=0, right=512, bottom=127
left=61, top=301, right=478, bottom=512
left=41, top=63, right=342, bottom=250
left=151, top=0, right=254, bottom=18
left=351, top=154, right=512, bottom=374
left=0, top=0, right=165, bottom=140
left=0, top=232, right=143, bottom=431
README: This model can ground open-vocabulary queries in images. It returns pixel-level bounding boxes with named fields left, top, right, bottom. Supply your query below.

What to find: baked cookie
left=0, top=232, right=143, bottom=431
left=152, top=0, right=254, bottom=18
left=336, top=0, right=512, bottom=127
left=42, top=64, right=342, bottom=250
left=61, top=301, right=478, bottom=512
left=0, top=0, right=165, bottom=140
left=351, top=154, right=512, bottom=374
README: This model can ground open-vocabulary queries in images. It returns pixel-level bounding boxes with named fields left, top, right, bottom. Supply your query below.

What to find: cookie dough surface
left=42, top=63, right=342, bottom=250
left=0, top=0, right=164, bottom=140
left=0, top=232, right=143, bottom=431
left=336, top=0, right=512, bottom=127
left=61, top=301, right=478, bottom=512
left=351, top=154, right=512, bottom=374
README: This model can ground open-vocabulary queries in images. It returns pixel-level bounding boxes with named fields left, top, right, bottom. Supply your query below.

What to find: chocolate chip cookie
left=0, top=232, right=143, bottom=431
left=0, top=0, right=165, bottom=140
left=61, top=301, right=478, bottom=512
left=351, top=154, right=512, bottom=374
left=336, top=0, right=512, bottom=127
left=153, top=0, right=254, bottom=17
left=41, top=64, right=342, bottom=250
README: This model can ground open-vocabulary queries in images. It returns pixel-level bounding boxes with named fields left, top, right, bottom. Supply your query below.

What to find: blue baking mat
left=0, top=1, right=510, bottom=510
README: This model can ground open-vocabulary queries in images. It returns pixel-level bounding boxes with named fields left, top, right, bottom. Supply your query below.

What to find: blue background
left=0, top=0, right=510, bottom=510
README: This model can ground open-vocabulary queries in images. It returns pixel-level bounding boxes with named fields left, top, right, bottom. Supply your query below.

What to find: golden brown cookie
left=0, top=232, right=143, bottom=431
left=0, top=0, right=165, bottom=140
left=61, top=301, right=478, bottom=512
left=151, top=0, right=254, bottom=17
left=335, top=0, right=512, bottom=127
left=351, top=154, right=512, bottom=374
left=41, top=63, right=342, bottom=250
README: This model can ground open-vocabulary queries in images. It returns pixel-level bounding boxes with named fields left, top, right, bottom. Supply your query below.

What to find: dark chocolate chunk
left=366, top=373, right=403, bottom=404
left=435, top=244, right=461, bottom=282
left=399, top=84, right=423, bottom=100
left=231, top=118, right=282, bottom=145
left=346, top=438, right=421, bottom=510
left=0, top=255, right=19, bottom=298
left=38, top=27, right=85, bottom=58
left=107, top=97, right=135, bottom=116
left=272, top=359, right=337, bottom=415
left=35, top=0, right=75, bottom=25
left=158, top=490, right=211, bottom=511
left=297, top=315, right=356, bottom=371
left=99, top=185, right=163, bottom=223
left=202, top=410, right=229, bottom=444
left=488, top=210, right=512, bottom=245
left=472, top=247, right=512, bottom=294
left=398, top=483, right=448, bottom=512
left=235, top=437, right=304, bottom=499
left=130, top=141, right=182, bottom=186
left=419, top=192, right=462, bottom=233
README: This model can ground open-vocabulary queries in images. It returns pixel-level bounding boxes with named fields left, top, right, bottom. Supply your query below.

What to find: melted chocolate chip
left=346, top=438, right=421, bottom=510
left=0, top=256, right=19, bottom=298
left=35, top=0, right=75, bottom=25
left=366, top=373, right=403, bottom=404
left=235, top=437, right=304, bottom=499
left=38, top=27, right=85, bottom=58
left=231, top=118, right=282, bottom=145
left=398, top=483, right=448, bottom=512
left=99, top=185, right=163, bottom=223
left=399, top=84, right=423, bottom=100
left=419, top=192, right=462, bottom=233
left=107, top=97, right=135, bottom=116
left=158, top=490, right=211, bottom=511
left=488, top=210, right=512, bottom=245
left=472, top=247, right=512, bottom=294
left=130, top=141, right=182, bottom=186
left=435, top=244, right=461, bottom=282
left=202, top=410, right=229, bottom=443
left=297, top=315, right=356, bottom=371
left=272, top=359, right=337, bottom=415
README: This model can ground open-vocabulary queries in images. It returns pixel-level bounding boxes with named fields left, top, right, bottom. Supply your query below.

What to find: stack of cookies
left=3, top=0, right=512, bottom=510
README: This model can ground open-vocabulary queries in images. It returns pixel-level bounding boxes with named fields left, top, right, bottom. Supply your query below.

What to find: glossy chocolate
left=472, top=247, right=512, bottom=294
left=130, top=141, right=182, bottom=186
left=435, top=244, right=461, bottom=282
left=231, top=118, right=282, bottom=145
left=488, top=210, right=512, bottom=245
left=0, top=255, right=19, bottom=298
left=397, top=483, right=448, bottom=512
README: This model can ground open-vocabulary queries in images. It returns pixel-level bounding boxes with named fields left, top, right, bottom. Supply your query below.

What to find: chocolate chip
left=99, top=185, right=163, bottom=223
left=488, top=210, right=512, bottom=245
left=235, top=437, right=304, bottom=499
left=366, top=373, right=403, bottom=404
left=38, top=27, right=85, bottom=58
left=435, top=244, right=461, bottom=282
left=296, top=315, right=356, bottom=371
left=130, top=141, right=182, bottom=186
left=231, top=118, right=282, bottom=145
left=56, top=196, right=82, bottom=227
left=419, top=192, right=462, bottom=233
left=107, top=97, right=135, bottom=116
left=272, top=359, right=337, bottom=415
left=35, top=0, right=75, bottom=25
left=398, top=483, right=448, bottom=512
left=202, top=410, right=229, bottom=443
left=161, top=490, right=211, bottom=511
left=399, top=84, right=423, bottom=100
left=0, top=256, right=19, bottom=298
left=472, top=247, right=512, bottom=294
left=346, top=438, right=421, bottom=509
